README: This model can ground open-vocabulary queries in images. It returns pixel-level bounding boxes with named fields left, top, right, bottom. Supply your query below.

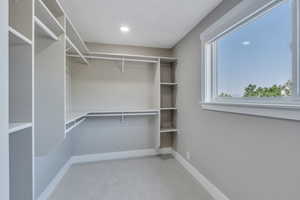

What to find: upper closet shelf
left=9, top=27, right=32, bottom=46
left=66, top=36, right=89, bottom=64
left=160, top=57, right=177, bottom=62
left=71, top=54, right=159, bottom=64
left=160, top=108, right=177, bottom=111
left=161, top=82, right=178, bottom=86
left=34, top=17, right=59, bottom=41
left=35, top=0, right=64, bottom=38
left=9, top=123, right=32, bottom=134
left=66, top=17, right=89, bottom=54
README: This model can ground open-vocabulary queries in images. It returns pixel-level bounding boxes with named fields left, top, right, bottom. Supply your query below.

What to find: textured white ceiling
left=59, top=0, right=222, bottom=48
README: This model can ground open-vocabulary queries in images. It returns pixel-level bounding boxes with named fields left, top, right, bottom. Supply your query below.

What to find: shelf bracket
left=121, top=57, right=125, bottom=72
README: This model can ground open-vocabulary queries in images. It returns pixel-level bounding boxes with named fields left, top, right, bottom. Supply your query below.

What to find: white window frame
left=200, top=0, right=300, bottom=121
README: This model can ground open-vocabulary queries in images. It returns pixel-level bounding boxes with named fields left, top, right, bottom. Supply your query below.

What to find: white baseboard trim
left=172, top=150, right=230, bottom=200
left=38, top=158, right=72, bottom=200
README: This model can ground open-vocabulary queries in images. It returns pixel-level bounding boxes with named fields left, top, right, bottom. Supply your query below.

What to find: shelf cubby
left=160, top=109, right=177, bottom=130
left=9, top=0, right=33, bottom=40
left=161, top=85, right=177, bottom=108
left=9, top=127, right=33, bottom=200
left=9, top=29, right=32, bottom=125
left=160, top=60, right=176, bottom=83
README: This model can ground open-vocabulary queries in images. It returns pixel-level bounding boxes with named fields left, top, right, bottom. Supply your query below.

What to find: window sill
left=201, top=101, right=300, bottom=121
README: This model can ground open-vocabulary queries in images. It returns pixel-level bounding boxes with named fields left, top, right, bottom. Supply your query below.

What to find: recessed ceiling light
left=242, top=41, right=251, bottom=46
left=120, top=26, right=130, bottom=33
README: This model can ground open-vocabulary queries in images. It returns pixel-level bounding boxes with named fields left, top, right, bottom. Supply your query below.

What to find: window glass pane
left=216, top=0, right=293, bottom=98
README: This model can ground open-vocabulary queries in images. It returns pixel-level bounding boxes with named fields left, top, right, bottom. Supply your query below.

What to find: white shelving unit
left=160, top=58, right=178, bottom=147
left=8, top=0, right=34, bottom=199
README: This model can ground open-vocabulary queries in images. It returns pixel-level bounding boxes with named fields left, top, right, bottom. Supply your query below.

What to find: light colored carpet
left=49, top=156, right=213, bottom=200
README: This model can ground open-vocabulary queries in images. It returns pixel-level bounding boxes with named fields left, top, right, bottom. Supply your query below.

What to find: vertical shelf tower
left=159, top=58, right=178, bottom=148
left=9, top=0, right=34, bottom=199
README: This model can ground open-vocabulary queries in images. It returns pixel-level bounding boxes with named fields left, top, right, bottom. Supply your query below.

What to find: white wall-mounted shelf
left=160, top=82, right=178, bottom=86
left=160, top=107, right=177, bottom=110
left=66, top=36, right=89, bottom=64
left=160, top=128, right=178, bottom=133
left=65, top=112, right=88, bottom=125
left=65, top=117, right=86, bottom=134
left=34, top=17, right=58, bottom=41
left=66, top=17, right=89, bottom=53
left=42, top=0, right=64, bottom=18
left=9, top=27, right=32, bottom=46
left=35, top=0, right=64, bottom=37
left=9, top=123, right=32, bottom=134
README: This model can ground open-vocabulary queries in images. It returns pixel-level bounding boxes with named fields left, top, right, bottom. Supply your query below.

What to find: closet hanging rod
left=67, top=54, right=159, bottom=64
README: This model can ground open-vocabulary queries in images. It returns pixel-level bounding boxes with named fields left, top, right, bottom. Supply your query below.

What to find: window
left=201, top=0, right=300, bottom=120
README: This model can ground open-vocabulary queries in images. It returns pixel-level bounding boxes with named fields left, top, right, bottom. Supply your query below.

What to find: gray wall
left=72, top=118, right=156, bottom=155
left=0, top=0, right=9, bottom=198
left=172, top=1, right=300, bottom=200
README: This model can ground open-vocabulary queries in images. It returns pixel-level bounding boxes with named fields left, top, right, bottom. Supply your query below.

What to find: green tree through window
left=219, top=80, right=292, bottom=98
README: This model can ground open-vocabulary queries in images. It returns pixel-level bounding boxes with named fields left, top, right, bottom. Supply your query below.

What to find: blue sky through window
left=217, top=0, right=293, bottom=97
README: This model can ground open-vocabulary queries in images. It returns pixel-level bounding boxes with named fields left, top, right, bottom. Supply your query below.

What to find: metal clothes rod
left=86, top=112, right=158, bottom=117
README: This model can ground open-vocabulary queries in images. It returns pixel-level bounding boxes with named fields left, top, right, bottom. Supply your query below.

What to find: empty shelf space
left=35, top=0, right=64, bottom=37
left=160, top=128, right=178, bottom=133
left=66, top=36, right=89, bottom=64
left=9, top=27, right=32, bottom=46
left=9, top=123, right=32, bottom=134
left=34, top=17, right=59, bottom=41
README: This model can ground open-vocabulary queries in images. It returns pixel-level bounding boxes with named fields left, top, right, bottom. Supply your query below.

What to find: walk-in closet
left=2, top=0, right=300, bottom=200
